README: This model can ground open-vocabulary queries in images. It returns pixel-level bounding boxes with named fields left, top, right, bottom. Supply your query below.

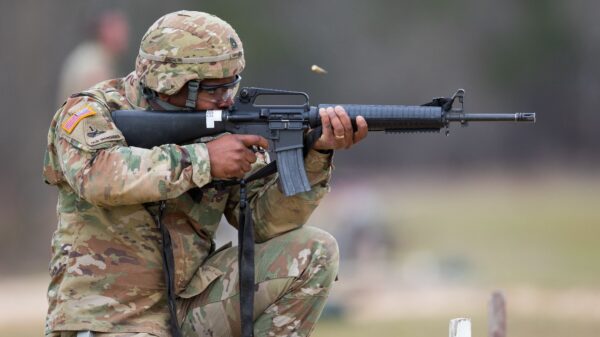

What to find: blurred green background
left=1, top=0, right=599, bottom=336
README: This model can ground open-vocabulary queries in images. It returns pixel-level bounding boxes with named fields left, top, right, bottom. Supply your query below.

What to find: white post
left=449, top=318, right=472, bottom=337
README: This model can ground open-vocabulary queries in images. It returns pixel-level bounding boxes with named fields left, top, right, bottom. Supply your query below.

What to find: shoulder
left=55, top=92, right=125, bottom=151
left=89, top=78, right=132, bottom=110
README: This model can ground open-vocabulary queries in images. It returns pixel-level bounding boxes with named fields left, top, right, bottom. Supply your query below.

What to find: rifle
left=112, top=88, right=535, bottom=196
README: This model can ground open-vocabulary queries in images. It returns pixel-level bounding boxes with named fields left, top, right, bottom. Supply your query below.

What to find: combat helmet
left=136, top=10, right=245, bottom=108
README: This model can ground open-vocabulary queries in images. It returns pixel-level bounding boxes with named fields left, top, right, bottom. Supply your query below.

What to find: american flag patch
left=61, top=105, right=97, bottom=134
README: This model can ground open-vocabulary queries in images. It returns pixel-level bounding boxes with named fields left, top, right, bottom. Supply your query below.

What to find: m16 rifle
left=112, top=88, right=535, bottom=196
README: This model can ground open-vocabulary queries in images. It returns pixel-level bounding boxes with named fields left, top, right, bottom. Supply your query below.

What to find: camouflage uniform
left=44, top=11, right=338, bottom=337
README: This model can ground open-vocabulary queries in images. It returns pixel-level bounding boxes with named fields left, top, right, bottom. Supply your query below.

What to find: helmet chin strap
left=185, top=81, right=200, bottom=109
left=142, top=81, right=200, bottom=111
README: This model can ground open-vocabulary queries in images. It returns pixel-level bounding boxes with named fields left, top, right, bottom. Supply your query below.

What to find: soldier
left=56, top=10, right=129, bottom=105
left=43, top=10, right=368, bottom=337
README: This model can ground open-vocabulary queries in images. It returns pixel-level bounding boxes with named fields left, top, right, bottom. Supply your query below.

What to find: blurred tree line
left=0, top=0, right=598, bottom=273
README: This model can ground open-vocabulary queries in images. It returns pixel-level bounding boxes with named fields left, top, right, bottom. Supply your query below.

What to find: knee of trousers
left=286, top=226, right=340, bottom=286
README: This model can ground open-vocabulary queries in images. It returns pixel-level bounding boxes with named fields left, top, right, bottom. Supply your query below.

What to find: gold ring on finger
left=335, top=134, right=345, bottom=139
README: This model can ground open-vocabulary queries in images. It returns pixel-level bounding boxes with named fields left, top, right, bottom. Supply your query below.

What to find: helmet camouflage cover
left=136, top=10, right=245, bottom=95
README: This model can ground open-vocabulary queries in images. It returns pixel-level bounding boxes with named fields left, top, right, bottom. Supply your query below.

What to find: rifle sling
left=144, top=201, right=182, bottom=337
left=237, top=179, right=255, bottom=337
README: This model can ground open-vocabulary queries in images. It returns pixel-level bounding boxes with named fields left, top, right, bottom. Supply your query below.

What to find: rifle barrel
left=446, top=112, right=536, bottom=123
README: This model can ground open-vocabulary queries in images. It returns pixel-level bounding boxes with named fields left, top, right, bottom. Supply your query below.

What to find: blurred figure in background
left=56, top=10, right=129, bottom=105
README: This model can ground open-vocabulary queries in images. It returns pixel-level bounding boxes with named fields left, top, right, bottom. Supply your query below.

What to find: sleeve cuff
left=183, top=143, right=212, bottom=187
left=304, top=149, right=333, bottom=185
left=305, top=148, right=333, bottom=170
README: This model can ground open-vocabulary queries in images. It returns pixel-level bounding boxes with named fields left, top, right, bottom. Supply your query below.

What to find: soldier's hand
left=206, top=134, right=269, bottom=179
left=313, top=106, right=368, bottom=150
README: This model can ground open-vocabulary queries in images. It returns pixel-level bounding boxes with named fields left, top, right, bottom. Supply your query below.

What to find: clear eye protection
left=198, top=75, right=242, bottom=104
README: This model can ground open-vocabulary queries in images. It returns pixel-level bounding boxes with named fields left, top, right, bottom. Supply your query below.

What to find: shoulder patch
left=58, top=97, right=125, bottom=151
left=83, top=119, right=124, bottom=147
left=62, top=104, right=97, bottom=134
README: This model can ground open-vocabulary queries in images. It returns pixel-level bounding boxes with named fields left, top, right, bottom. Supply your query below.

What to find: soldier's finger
left=334, top=106, right=354, bottom=148
left=238, top=134, right=269, bottom=149
left=244, top=148, right=258, bottom=163
left=353, top=116, right=368, bottom=143
left=241, top=160, right=252, bottom=173
left=229, top=167, right=244, bottom=179
left=319, top=108, right=333, bottom=139
left=334, top=106, right=353, bottom=135
left=327, top=107, right=345, bottom=141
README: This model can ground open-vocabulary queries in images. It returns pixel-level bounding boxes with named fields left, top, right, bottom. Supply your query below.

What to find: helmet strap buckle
left=142, top=84, right=157, bottom=101
left=186, top=81, right=200, bottom=109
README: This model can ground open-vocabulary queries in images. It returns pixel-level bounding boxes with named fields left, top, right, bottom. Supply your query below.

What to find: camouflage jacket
left=43, top=72, right=332, bottom=336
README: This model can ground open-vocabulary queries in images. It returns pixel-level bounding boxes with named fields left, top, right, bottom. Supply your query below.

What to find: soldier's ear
left=158, top=92, right=177, bottom=105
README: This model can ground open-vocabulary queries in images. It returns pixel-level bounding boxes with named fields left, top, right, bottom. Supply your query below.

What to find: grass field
left=2, top=171, right=599, bottom=336
left=312, top=170, right=600, bottom=287
left=389, top=172, right=600, bottom=287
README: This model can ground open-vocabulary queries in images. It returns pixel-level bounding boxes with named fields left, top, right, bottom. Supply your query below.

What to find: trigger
left=251, top=146, right=266, bottom=154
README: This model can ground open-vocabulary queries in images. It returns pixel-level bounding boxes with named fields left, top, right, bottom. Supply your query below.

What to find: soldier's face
left=196, top=76, right=241, bottom=109
left=166, top=76, right=238, bottom=110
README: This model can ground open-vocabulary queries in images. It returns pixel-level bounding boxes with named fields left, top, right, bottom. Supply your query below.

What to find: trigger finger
left=245, top=150, right=257, bottom=163
left=241, top=161, right=252, bottom=173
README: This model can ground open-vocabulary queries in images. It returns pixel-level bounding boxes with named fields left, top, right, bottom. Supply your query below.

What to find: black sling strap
left=144, top=201, right=182, bottom=337
left=237, top=179, right=256, bottom=337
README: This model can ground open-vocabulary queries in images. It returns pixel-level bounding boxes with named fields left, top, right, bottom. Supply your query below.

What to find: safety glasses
left=199, top=74, right=242, bottom=94
left=198, top=75, right=242, bottom=104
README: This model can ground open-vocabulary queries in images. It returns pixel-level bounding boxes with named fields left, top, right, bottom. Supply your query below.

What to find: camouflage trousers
left=49, top=226, right=339, bottom=337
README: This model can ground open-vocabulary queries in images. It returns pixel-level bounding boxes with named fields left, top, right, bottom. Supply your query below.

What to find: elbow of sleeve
left=71, top=170, right=149, bottom=207
left=70, top=165, right=124, bottom=206
left=74, top=173, right=126, bottom=206
left=76, top=182, right=109, bottom=206
left=75, top=174, right=186, bottom=207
